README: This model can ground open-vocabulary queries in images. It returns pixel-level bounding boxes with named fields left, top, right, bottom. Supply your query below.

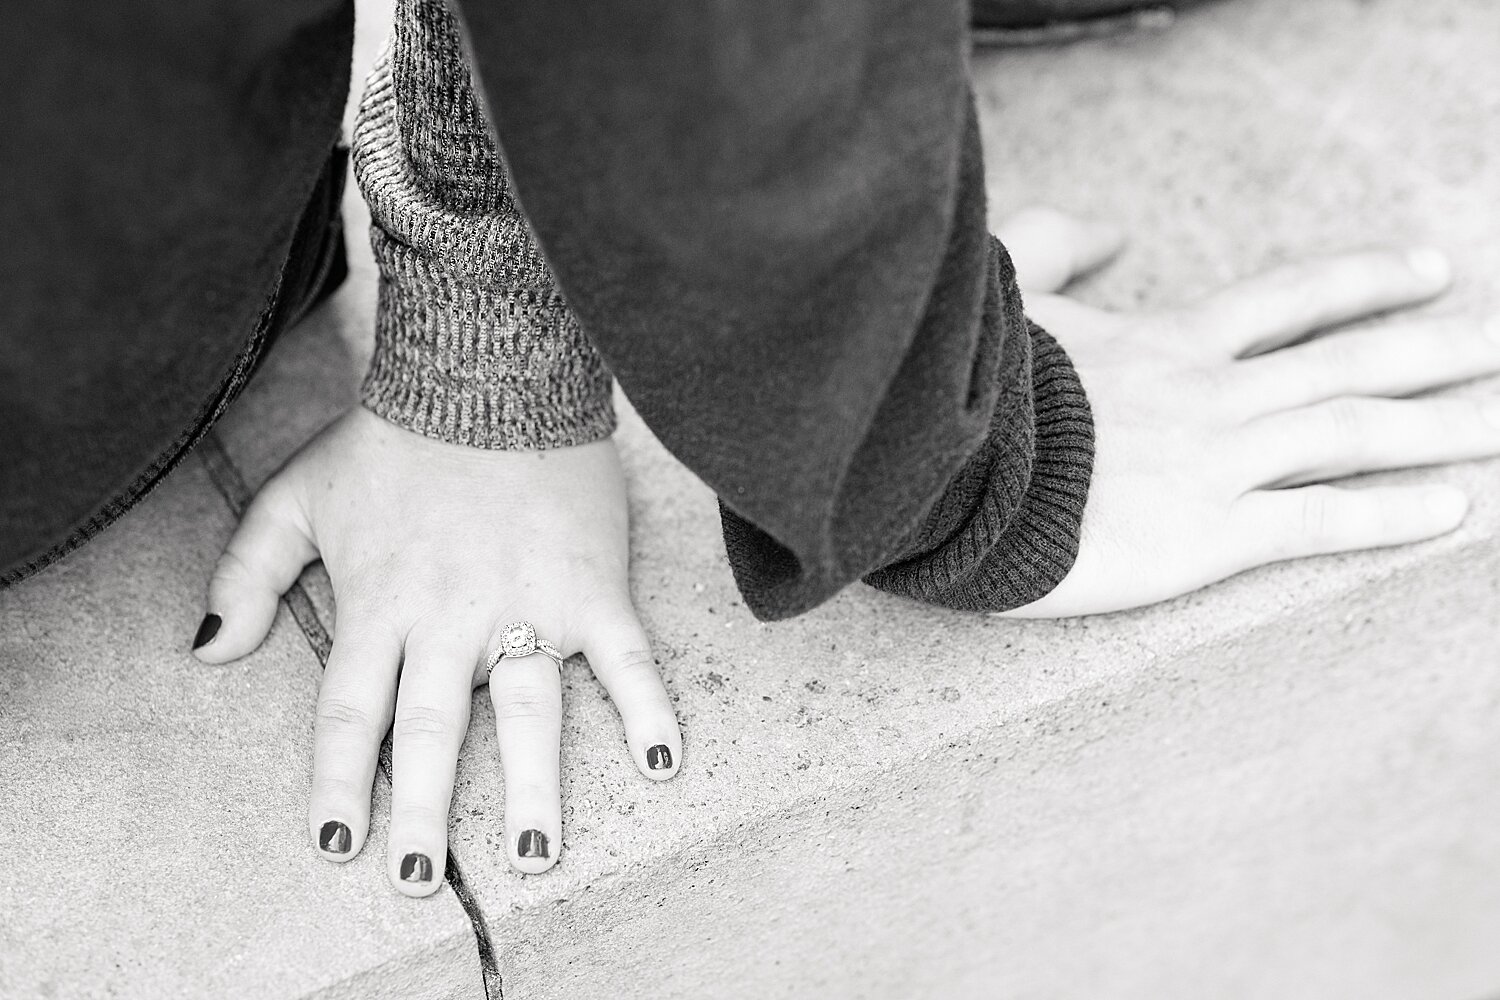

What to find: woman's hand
left=995, top=208, right=1500, bottom=617
left=193, top=408, right=679, bottom=893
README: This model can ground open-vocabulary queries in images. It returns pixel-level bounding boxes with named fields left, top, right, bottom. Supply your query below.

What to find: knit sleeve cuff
left=361, top=230, right=616, bottom=450
left=861, top=318, right=1094, bottom=612
left=353, top=44, right=615, bottom=450
left=967, top=321, right=1094, bottom=606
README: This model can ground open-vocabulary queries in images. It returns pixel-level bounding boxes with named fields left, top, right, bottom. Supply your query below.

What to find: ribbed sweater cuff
left=957, top=323, right=1093, bottom=607
left=362, top=230, right=616, bottom=449
left=862, top=320, right=1094, bottom=612
left=353, top=40, right=615, bottom=450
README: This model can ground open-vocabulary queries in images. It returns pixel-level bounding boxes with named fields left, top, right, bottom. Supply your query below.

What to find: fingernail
left=399, top=852, right=433, bottom=883
left=1425, top=487, right=1468, bottom=523
left=318, top=821, right=352, bottom=855
left=192, top=614, right=222, bottom=650
left=1407, top=247, right=1450, bottom=285
left=517, top=829, right=549, bottom=860
left=646, top=745, right=673, bottom=770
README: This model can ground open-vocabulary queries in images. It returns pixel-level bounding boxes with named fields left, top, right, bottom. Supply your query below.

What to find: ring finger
left=1184, top=248, right=1452, bottom=360
left=486, top=626, right=565, bottom=874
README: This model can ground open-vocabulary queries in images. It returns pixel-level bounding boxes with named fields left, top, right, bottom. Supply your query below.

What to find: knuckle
left=494, top=686, right=557, bottom=724
left=311, top=773, right=367, bottom=802
left=211, top=549, right=259, bottom=590
left=316, top=696, right=381, bottom=737
left=393, top=703, right=465, bottom=743
left=1318, top=398, right=1367, bottom=445
left=1297, top=486, right=1341, bottom=542
left=607, top=648, right=658, bottom=682
left=390, top=799, right=450, bottom=825
left=595, top=648, right=664, bottom=704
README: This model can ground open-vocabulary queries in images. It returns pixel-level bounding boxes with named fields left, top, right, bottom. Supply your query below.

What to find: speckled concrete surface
left=9, top=0, right=1500, bottom=996
left=0, top=461, right=482, bottom=999
left=485, top=545, right=1500, bottom=1000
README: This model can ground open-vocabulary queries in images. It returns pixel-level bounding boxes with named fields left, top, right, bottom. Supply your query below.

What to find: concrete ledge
left=481, top=501, right=1500, bottom=999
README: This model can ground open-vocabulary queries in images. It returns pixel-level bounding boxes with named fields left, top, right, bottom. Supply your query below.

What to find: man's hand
left=997, top=208, right=1500, bottom=617
left=193, top=408, right=679, bottom=893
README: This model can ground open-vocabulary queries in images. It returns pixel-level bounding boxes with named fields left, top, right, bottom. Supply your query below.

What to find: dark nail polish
left=399, top=852, right=433, bottom=882
left=192, top=614, right=222, bottom=650
left=517, top=829, right=549, bottom=860
left=319, top=820, right=352, bottom=855
left=646, top=744, right=673, bottom=770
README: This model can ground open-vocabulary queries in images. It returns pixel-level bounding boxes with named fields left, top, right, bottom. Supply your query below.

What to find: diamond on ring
left=500, top=621, right=537, bottom=658
left=485, top=621, right=564, bottom=680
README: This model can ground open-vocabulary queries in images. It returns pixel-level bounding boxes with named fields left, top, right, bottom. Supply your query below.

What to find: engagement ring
left=484, top=621, right=564, bottom=679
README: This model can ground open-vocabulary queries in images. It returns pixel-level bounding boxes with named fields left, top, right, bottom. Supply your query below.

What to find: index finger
left=1184, top=248, right=1452, bottom=359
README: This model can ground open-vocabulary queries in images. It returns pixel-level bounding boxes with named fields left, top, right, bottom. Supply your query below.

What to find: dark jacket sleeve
left=725, top=231, right=1095, bottom=616
left=859, top=274, right=1094, bottom=611
left=434, top=0, right=1095, bottom=617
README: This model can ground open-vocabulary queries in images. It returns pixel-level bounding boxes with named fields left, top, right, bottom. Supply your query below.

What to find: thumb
left=993, top=205, right=1125, bottom=296
left=194, top=475, right=318, bottom=664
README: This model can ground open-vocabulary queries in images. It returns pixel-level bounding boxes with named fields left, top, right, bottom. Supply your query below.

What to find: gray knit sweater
left=354, top=0, right=615, bottom=450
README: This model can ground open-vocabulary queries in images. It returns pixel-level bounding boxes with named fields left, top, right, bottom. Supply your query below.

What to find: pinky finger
left=1231, top=483, right=1469, bottom=566
left=584, top=611, right=681, bottom=781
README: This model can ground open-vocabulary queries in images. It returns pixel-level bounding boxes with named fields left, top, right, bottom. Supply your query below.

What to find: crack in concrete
left=197, top=430, right=503, bottom=999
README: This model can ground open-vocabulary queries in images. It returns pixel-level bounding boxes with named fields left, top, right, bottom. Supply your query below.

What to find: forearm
left=352, top=0, right=614, bottom=450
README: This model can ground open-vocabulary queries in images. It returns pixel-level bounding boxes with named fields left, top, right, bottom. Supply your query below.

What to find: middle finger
left=1184, top=248, right=1452, bottom=360
left=387, top=631, right=478, bottom=897
left=309, top=607, right=400, bottom=864
left=1229, top=315, right=1500, bottom=417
